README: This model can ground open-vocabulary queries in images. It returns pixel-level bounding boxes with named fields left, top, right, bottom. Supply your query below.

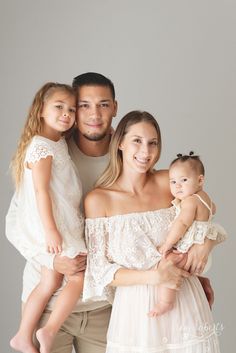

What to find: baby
left=149, top=152, right=219, bottom=316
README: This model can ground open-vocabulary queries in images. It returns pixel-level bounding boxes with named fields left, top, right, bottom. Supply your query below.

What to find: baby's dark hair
left=170, top=151, right=205, bottom=175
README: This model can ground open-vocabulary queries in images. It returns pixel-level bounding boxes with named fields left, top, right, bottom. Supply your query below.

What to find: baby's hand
left=45, top=229, right=63, bottom=254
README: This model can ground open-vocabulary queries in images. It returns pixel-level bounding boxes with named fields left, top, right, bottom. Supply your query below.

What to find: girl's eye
left=181, top=178, right=188, bottom=182
left=69, top=108, right=76, bottom=113
left=170, top=180, right=176, bottom=184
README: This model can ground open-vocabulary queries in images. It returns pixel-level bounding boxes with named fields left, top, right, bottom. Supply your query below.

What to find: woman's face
left=119, top=121, right=159, bottom=174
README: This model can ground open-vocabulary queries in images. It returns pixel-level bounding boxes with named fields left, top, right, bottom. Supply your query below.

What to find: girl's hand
left=184, top=239, right=214, bottom=274
left=46, top=229, right=63, bottom=254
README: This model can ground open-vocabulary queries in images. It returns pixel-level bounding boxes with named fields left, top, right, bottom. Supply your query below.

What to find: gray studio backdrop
left=1, top=1, right=235, bottom=352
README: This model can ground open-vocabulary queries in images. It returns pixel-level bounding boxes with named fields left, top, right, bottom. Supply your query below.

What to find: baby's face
left=169, top=162, right=204, bottom=200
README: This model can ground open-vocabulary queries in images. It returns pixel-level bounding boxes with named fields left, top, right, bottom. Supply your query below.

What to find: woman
left=83, top=111, right=223, bottom=353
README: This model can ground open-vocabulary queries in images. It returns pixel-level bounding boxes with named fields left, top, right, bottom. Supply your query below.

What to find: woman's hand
left=150, top=253, right=190, bottom=290
left=53, top=253, right=87, bottom=276
left=184, top=239, right=215, bottom=275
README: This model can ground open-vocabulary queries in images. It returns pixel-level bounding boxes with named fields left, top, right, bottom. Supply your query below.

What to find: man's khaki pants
left=37, top=305, right=112, bottom=353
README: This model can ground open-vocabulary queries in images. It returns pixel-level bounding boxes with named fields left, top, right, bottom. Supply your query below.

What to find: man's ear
left=113, top=100, right=118, bottom=117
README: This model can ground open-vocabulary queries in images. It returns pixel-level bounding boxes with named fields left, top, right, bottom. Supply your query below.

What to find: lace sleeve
left=206, top=222, right=228, bottom=243
left=83, top=218, right=122, bottom=304
left=26, top=139, right=54, bottom=164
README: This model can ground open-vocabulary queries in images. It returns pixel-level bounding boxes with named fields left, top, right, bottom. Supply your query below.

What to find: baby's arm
left=31, top=156, right=62, bottom=254
left=159, top=197, right=197, bottom=255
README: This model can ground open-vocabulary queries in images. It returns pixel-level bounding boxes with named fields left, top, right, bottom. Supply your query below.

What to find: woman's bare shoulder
left=84, top=188, right=111, bottom=218
left=152, top=169, right=169, bottom=185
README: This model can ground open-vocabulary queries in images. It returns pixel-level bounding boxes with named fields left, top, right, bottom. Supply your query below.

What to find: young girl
left=9, top=82, right=87, bottom=353
left=149, top=152, right=226, bottom=316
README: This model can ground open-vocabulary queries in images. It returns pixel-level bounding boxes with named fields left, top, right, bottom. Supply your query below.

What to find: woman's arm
left=31, top=157, right=62, bottom=254
left=111, top=252, right=190, bottom=289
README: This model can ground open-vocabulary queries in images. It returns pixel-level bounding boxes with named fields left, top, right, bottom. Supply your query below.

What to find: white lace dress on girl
left=15, top=135, right=86, bottom=262
left=83, top=206, right=226, bottom=353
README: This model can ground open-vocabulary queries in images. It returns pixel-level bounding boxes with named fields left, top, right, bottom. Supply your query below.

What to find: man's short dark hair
left=72, top=72, right=115, bottom=100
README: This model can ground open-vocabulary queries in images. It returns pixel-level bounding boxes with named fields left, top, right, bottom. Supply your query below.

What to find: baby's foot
left=148, top=301, right=174, bottom=317
left=36, top=327, right=56, bottom=353
left=10, top=333, right=39, bottom=353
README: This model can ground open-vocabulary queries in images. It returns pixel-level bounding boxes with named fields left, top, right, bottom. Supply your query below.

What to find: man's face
left=76, top=85, right=117, bottom=141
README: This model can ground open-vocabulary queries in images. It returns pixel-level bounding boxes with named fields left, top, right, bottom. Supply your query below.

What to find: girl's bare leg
left=10, top=267, right=62, bottom=353
left=36, top=272, right=84, bottom=353
left=148, top=286, right=176, bottom=317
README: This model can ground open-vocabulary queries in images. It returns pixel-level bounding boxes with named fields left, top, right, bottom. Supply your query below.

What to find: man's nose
left=90, top=105, right=100, bottom=117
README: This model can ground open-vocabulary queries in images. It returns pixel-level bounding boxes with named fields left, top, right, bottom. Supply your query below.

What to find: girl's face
left=119, top=121, right=159, bottom=174
left=169, top=162, right=204, bottom=200
left=41, top=90, right=76, bottom=140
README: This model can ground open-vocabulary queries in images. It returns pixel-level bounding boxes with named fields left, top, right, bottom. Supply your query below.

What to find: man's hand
left=53, top=253, right=87, bottom=276
left=198, top=276, right=214, bottom=309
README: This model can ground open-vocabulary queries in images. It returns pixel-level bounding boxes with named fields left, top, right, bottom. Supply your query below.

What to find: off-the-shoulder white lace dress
left=15, top=135, right=86, bottom=262
left=84, top=207, right=226, bottom=353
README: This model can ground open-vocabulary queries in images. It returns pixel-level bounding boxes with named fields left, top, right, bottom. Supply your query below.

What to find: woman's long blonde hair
left=11, top=82, right=75, bottom=188
left=96, top=110, right=162, bottom=189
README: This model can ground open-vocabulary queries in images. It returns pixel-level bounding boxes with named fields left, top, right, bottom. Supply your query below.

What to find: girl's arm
left=159, top=197, right=197, bottom=254
left=31, top=156, right=62, bottom=254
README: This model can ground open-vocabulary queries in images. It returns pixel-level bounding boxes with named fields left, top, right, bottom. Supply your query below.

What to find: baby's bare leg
left=36, top=272, right=84, bottom=353
left=10, top=267, right=62, bottom=353
left=148, top=286, right=176, bottom=317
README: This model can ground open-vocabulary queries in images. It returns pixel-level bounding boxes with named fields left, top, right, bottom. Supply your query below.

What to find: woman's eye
left=55, top=105, right=63, bottom=109
left=149, top=141, right=158, bottom=146
left=134, top=139, right=141, bottom=143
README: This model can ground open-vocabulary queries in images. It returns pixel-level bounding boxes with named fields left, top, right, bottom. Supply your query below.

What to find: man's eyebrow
left=78, top=99, right=112, bottom=102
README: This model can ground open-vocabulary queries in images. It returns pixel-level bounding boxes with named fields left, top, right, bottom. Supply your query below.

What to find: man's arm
left=198, top=276, right=214, bottom=309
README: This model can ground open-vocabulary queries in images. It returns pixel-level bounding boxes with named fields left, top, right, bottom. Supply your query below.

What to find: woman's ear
left=118, top=143, right=124, bottom=151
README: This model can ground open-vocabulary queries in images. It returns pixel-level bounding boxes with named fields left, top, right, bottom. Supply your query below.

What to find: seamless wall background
left=1, top=1, right=235, bottom=352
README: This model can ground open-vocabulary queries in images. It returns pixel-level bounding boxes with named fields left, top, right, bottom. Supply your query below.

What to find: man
left=6, top=72, right=213, bottom=353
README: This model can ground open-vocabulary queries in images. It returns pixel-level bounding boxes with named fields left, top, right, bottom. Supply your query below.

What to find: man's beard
left=82, top=132, right=107, bottom=142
